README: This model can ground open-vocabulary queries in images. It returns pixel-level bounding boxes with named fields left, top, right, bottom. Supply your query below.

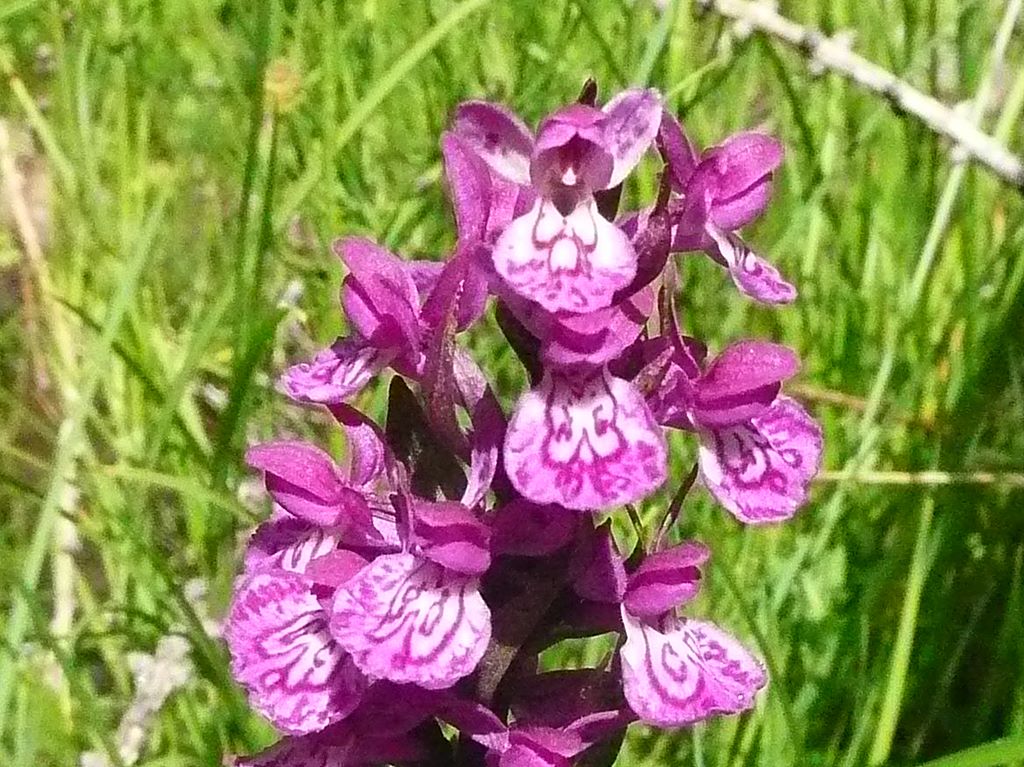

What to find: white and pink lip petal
left=619, top=608, right=766, bottom=727
left=493, top=198, right=637, bottom=314
left=503, top=367, right=667, bottom=512
left=329, top=552, right=491, bottom=690
left=698, top=395, right=823, bottom=524
left=226, top=571, right=368, bottom=735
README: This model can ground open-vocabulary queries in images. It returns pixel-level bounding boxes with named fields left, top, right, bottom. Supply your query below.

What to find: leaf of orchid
left=693, top=341, right=800, bottom=427
left=454, top=349, right=507, bottom=506
left=540, top=285, right=654, bottom=369
left=504, top=367, right=667, bottom=511
left=385, top=376, right=466, bottom=501
left=454, top=101, right=534, bottom=185
left=443, top=132, right=492, bottom=245
left=246, top=441, right=371, bottom=528
left=699, top=395, right=822, bottom=524
left=698, top=132, right=783, bottom=230
left=411, top=500, right=492, bottom=575
left=235, top=724, right=429, bottom=767
left=706, top=228, right=797, bottom=304
left=330, top=552, right=491, bottom=689
left=600, top=88, right=663, bottom=188
left=279, top=337, right=392, bottom=405
left=491, top=499, right=577, bottom=557
left=335, top=237, right=421, bottom=351
left=619, top=608, right=767, bottom=726
left=493, top=198, right=637, bottom=314
left=623, top=540, right=709, bottom=618
left=570, top=523, right=627, bottom=603
left=244, top=514, right=346, bottom=576
left=226, top=570, right=368, bottom=735
left=657, top=112, right=698, bottom=190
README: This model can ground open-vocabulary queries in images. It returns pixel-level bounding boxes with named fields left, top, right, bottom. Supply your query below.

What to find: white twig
left=696, top=0, right=1024, bottom=190
left=816, top=469, right=1024, bottom=488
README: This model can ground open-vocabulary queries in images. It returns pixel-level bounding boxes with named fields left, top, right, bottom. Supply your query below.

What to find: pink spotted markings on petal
left=619, top=607, right=766, bottom=727
left=698, top=395, right=822, bottom=524
left=329, top=552, right=491, bottom=689
left=493, top=198, right=636, bottom=314
left=226, top=570, right=368, bottom=735
left=504, top=366, right=667, bottom=511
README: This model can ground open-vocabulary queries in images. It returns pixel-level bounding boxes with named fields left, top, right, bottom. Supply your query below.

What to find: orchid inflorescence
left=226, top=83, right=823, bottom=766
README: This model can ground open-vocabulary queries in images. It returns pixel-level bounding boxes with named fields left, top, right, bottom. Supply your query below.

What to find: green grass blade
left=907, top=736, right=1024, bottom=767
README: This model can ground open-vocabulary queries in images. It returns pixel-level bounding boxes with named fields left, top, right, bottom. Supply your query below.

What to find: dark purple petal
left=412, top=500, right=492, bottom=575
left=455, top=350, right=507, bottom=506
left=330, top=553, right=491, bottom=688
left=435, top=695, right=509, bottom=752
left=443, top=132, right=492, bottom=245
left=332, top=405, right=389, bottom=491
left=504, top=367, right=667, bottom=511
left=305, top=549, right=370, bottom=588
left=491, top=499, right=577, bottom=557
left=699, top=132, right=783, bottom=230
left=335, top=237, right=421, bottom=352
left=620, top=608, right=767, bottom=726
left=541, top=285, right=654, bottom=369
left=454, top=101, right=534, bottom=185
left=226, top=570, right=368, bottom=734
left=493, top=198, right=636, bottom=314
left=600, top=88, right=663, bottom=188
left=623, top=540, right=709, bottom=618
left=699, top=395, right=823, bottom=524
left=510, top=669, right=628, bottom=737
left=693, top=340, right=799, bottom=427
left=658, top=112, right=698, bottom=190
left=246, top=441, right=369, bottom=527
left=279, top=337, right=391, bottom=405
left=570, top=523, right=626, bottom=603
left=706, top=228, right=797, bottom=304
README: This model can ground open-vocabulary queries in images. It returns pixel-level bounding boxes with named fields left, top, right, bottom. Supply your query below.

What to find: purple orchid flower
left=228, top=83, right=825, bottom=765
left=454, top=90, right=663, bottom=314
left=660, top=113, right=796, bottom=304
left=640, top=336, right=823, bottom=523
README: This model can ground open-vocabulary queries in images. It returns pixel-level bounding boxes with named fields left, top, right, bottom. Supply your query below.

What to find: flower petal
left=491, top=499, right=577, bottom=557
left=694, top=341, right=799, bottom=427
left=658, top=112, right=698, bottom=191
left=330, top=553, right=491, bottom=689
left=443, top=132, right=492, bottom=245
left=411, top=500, right=492, bottom=575
left=707, top=228, right=797, bottom=305
left=454, top=101, right=534, bottom=185
left=279, top=337, right=391, bottom=405
left=493, top=198, right=636, bottom=314
left=699, top=132, right=783, bottom=230
left=601, top=89, right=663, bottom=188
left=226, top=570, right=368, bottom=734
left=698, top=395, right=822, bottom=524
left=335, top=237, right=421, bottom=351
left=235, top=723, right=428, bottom=767
left=504, top=367, right=667, bottom=511
left=246, top=441, right=369, bottom=527
left=619, top=608, right=766, bottom=727
left=541, top=285, right=654, bottom=369
left=623, top=541, right=709, bottom=618
left=244, top=515, right=345, bottom=576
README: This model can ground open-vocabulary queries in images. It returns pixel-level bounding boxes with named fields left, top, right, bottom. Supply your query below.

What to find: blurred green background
left=1, top=0, right=1023, bottom=765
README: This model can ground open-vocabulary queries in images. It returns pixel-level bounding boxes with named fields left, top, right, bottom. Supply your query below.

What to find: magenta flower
left=226, top=82, right=823, bottom=764
left=455, top=90, right=662, bottom=313
left=661, top=113, right=796, bottom=304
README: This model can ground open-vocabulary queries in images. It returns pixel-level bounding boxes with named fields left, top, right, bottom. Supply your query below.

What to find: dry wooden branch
left=696, top=0, right=1024, bottom=190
